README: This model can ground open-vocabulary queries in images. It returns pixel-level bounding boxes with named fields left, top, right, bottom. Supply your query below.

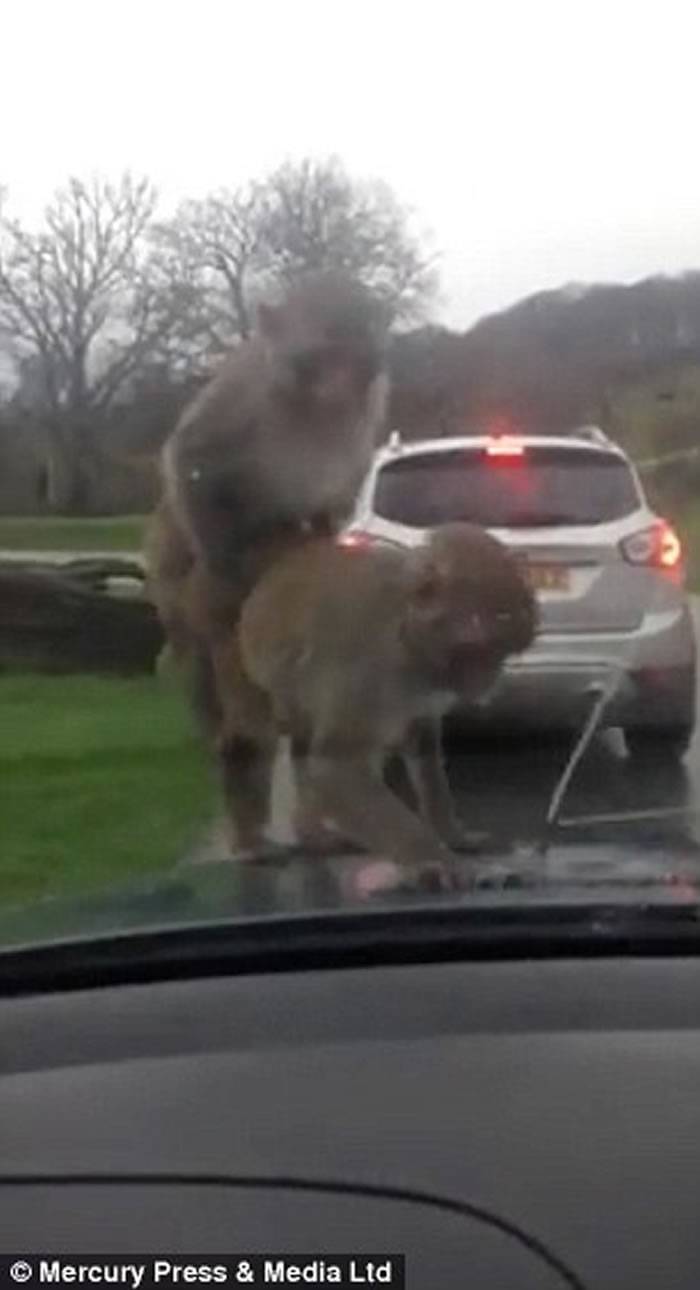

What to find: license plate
left=524, top=563, right=570, bottom=592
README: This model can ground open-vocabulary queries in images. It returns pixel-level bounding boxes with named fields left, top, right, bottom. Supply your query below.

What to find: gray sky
left=2, top=0, right=699, bottom=328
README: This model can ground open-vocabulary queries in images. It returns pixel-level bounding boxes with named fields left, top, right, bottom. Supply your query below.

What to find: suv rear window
left=372, top=446, right=641, bottom=529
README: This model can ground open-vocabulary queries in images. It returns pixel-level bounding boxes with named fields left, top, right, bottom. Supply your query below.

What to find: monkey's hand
left=403, top=720, right=490, bottom=861
left=303, top=746, right=460, bottom=892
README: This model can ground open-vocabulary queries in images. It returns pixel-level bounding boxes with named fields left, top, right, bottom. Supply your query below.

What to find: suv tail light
left=620, top=520, right=683, bottom=580
left=336, top=530, right=375, bottom=550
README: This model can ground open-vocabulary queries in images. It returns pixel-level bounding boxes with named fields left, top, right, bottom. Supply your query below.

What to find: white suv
left=343, top=427, right=697, bottom=760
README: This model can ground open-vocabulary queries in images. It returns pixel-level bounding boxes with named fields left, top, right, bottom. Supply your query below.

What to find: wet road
left=262, top=719, right=700, bottom=863
left=445, top=723, right=700, bottom=851
left=182, top=707, right=700, bottom=909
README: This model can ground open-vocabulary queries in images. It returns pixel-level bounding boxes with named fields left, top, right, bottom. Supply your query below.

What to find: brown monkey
left=145, top=269, right=389, bottom=735
left=227, top=523, right=537, bottom=883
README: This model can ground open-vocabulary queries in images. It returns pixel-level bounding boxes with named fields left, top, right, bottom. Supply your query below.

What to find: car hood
left=2, top=834, right=700, bottom=953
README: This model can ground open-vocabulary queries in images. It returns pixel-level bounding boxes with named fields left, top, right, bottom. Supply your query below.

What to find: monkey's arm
left=211, top=632, right=279, bottom=853
left=300, top=711, right=458, bottom=886
left=402, top=718, right=491, bottom=856
left=402, top=717, right=463, bottom=843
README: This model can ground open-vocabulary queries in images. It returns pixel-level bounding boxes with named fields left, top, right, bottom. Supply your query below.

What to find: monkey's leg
left=291, top=733, right=328, bottom=849
left=290, top=734, right=360, bottom=856
left=143, top=496, right=195, bottom=588
left=403, top=718, right=490, bottom=856
left=187, top=644, right=224, bottom=738
left=304, top=735, right=458, bottom=888
left=211, top=636, right=278, bottom=855
left=145, top=506, right=277, bottom=855
left=217, top=731, right=278, bottom=856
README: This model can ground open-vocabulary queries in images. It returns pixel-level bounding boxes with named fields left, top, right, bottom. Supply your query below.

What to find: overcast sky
left=2, top=0, right=699, bottom=328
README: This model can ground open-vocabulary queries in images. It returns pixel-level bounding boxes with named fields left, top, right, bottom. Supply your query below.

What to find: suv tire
left=624, top=661, right=696, bottom=761
left=624, top=723, right=694, bottom=762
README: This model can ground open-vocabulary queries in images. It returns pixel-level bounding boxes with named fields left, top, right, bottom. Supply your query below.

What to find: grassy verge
left=0, top=674, right=215, bottom=908
left=676, top=502, right=700, bottom=594
left=0, top=515, right=146, bottom=553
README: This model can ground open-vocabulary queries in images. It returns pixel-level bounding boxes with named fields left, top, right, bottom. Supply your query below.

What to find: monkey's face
left=259, top=271, right=388, bottom=418
left=404, top=523, right=538, bottom=695
left=283, top=341, right=385, bottom=415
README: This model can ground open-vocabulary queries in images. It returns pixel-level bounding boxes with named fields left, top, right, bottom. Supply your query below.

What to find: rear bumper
left=460, top=603, right=697, bottom=729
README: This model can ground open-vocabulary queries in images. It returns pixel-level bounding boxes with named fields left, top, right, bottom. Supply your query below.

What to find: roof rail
left=569, top=424, right=611, bottom=447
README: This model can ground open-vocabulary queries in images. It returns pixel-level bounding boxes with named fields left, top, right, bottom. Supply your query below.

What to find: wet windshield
left=1, top=2, right=700, bottom=952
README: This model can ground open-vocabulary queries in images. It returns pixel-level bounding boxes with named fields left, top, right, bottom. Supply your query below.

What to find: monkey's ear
left=258, top=302, right=285, bottom=341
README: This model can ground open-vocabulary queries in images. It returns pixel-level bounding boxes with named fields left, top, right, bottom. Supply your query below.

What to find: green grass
left=0, top=515, right=146, bottom=553
left=677, top=502, right=700, bottom=594
left=0, top=674, right=216, bottom=908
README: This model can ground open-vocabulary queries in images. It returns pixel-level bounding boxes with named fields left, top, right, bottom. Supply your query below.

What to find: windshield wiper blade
left=557, top=806, right=698, bottom=828
left=534, top=666, right=626, bottom=858
left=529, top=663, right=700, bottom=855
left=506, top=512, right=580, bottom=527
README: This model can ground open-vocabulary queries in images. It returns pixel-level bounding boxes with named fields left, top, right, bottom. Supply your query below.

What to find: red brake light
left=485, top=435, right=525, bottom=460
left=660, top=523, right=682, bottom=569
left=621, top=521, right=683, bottom=578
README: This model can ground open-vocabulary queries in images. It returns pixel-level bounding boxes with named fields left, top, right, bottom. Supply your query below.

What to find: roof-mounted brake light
left=485, top=435, right=525, bottom=459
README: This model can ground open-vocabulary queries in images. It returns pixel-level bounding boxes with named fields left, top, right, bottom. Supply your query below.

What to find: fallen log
left=0, top=555, right=145, bottom=593
left=0, top=565, right=163, bottom=675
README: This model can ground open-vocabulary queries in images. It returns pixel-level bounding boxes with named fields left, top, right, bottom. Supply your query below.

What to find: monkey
left=158, top=268, right=389, bottom=581
left=221, top=522, right=538, bottom=885
left=145, top=269, right=390, bottom=742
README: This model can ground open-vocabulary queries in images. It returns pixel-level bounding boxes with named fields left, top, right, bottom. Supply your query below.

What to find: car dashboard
left=2, top=952, right=700, bottom=1287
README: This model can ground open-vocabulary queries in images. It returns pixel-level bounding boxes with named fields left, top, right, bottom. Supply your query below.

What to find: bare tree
left=153, top=187, right=263, bottom=349
left=153, top=158, right=437, bottom=366
left=0, top=174, right=183, bottom=512
left=257, top=157, right=436, bottom=324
